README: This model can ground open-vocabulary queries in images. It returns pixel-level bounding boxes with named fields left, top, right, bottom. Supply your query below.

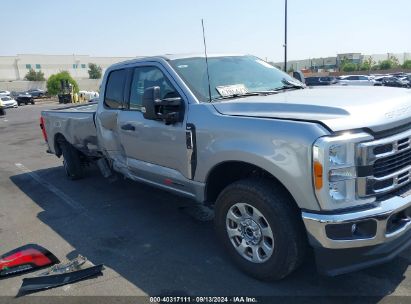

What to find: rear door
left=96, top=69, right=128, bottom=163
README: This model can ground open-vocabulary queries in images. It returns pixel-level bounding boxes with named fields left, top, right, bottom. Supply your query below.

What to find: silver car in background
left=337, top=75, right=376, bottom=86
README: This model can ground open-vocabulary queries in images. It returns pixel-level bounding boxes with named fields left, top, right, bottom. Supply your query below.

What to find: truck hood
left=212, top=86, right=411, bottom=133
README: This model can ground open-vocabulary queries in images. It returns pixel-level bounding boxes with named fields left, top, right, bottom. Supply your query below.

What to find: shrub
left=403, top=60, right=411, bottom=69
left=379, top=60, right=392, bottom=70
left=46, top=71, right=79, bottom=95
left=342, top=63, right=357, bottom=72
left=24, top=69, right=45, bottom=81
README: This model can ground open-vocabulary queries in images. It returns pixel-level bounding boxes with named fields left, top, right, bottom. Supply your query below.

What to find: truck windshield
left=170, top=55, right=298, bottom=102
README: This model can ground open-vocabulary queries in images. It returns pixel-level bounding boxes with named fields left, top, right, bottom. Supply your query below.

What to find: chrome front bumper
left=302, top=194, right=411, bottom=249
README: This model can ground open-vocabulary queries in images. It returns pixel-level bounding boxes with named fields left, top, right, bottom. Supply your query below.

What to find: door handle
left=121, top=124, right=136, bottom=131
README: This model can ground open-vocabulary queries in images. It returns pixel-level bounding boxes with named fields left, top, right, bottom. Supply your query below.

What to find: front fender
left=191, top=104, right=330, bottom=211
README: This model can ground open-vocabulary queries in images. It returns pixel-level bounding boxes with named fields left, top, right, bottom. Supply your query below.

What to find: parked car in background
left=27, top=88, right=46, bottom=98
left=305, top=76, right=338, bottom=86
left=373, top=76, right=389, bottom=86
left=11, top=92, right=35, bottom=105
left=0, top=90, right=10, bottom=96
left=399, top=76, right=411, bottom=86
left=382, top=77, right=410, bottom=88
left=337, top=75, right=376, bottom=86
left=0, top=96, right=18, bottom=108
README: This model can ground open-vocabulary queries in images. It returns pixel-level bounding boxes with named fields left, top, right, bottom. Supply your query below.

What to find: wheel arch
left=204, top=160, right=300, bottom=211
left=54, top=132, right=67, bottom=157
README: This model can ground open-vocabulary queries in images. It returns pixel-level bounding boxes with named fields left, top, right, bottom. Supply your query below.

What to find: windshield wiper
left=212, top=92, right=270, bottom=101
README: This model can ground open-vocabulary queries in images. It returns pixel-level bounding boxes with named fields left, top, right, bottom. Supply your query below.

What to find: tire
left=60, top=142, right=84, bottom=180
left=0, top=108, right=5, bottom=116
left=30, top=99, right=35, bottom=105
left=214, top=178, right=306, bottom=280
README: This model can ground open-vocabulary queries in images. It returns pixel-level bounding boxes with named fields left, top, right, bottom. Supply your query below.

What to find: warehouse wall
left=0, top=54, right=134, bottom=81
left=0, top=79, right=101, bottom=93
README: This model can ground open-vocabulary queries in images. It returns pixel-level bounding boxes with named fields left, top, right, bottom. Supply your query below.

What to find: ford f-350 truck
left=40, top=54, right=411, bottom=280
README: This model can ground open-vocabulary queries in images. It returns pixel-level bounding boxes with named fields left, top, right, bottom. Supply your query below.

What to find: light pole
left=283, top=0, right=288, bottom=72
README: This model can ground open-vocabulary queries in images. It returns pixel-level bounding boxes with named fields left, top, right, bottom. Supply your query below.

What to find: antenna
left=201, top=19, right=212, bottom=103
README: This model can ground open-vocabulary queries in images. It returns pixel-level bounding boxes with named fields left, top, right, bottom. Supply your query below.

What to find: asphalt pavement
left=0, top=101, right=410, bottom=302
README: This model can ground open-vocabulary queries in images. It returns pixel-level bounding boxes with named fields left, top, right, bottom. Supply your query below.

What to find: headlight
left=313, top=132, right=375, bottom=210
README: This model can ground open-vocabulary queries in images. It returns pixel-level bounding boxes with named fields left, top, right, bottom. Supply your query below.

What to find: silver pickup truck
left=41, top=54, right=411, bottom=280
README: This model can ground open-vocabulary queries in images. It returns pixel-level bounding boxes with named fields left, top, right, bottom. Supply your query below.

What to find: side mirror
left=142, top=86, right=182, bottom=124
left=142, top=86, right=161, bottom=120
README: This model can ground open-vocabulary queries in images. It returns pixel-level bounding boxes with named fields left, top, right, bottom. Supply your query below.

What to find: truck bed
left=41, top=102, right=99, bottom=156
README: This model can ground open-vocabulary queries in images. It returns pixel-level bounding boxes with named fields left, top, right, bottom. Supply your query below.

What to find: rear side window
left=104, top=69, right=126, bottom=109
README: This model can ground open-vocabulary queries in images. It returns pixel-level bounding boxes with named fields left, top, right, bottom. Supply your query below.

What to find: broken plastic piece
left=19, top=255, right=103, bottom=294
left=0, top=244, right=59, bottom=278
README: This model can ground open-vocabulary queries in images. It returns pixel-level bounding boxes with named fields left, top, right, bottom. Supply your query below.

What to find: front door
left=117, top=63, right=194, bottom=194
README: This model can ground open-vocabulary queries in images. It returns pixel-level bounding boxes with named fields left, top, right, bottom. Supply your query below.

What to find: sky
left=2, top=0, right=411, bottom=62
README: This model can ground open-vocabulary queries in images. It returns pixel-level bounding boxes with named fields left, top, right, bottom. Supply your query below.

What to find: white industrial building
left=274, top=52, right=411, bottom=72
left=0, top=54, right=134, bottom=81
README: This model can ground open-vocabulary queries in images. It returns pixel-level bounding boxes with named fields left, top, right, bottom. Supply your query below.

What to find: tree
left=338, top=57, right=350, bottom=71
left=359, top=56, right=376, bottom=73
left=379, top=56, right=400, bottom=70
left=88, top=63, right=102, bottom=79
left=46, top=71, right=79, bottom=95
left=402, top=60, right=411, bottom=69
left=389, top=55, right=400, bottom=68
left=24, top=69, right=45, bottom=81
left=342, top=63, right=357, bottom=72
left=379, top=60, right=392, bottom=70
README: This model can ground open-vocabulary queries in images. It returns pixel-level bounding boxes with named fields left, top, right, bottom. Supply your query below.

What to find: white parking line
left=15, top=163, right=85, bottom=211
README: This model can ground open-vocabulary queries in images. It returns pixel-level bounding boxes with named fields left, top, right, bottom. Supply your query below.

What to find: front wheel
left=214, top=178, right=306, bottom=280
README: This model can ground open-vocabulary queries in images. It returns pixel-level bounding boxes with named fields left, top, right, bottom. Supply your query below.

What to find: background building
left=0, top=54, right=134, bottom=81
left=274, top=52, right=411, bottom=72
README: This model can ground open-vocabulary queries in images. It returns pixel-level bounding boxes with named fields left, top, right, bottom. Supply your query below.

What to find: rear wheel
left=60, top=142, right=84, bottom=180
left=214, top=178, right=306, bottom=280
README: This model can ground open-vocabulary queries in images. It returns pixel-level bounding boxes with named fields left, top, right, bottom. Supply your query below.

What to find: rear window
left=1, top=97, right=11, bottom=101
left=104, top=69, right=126, bottom=109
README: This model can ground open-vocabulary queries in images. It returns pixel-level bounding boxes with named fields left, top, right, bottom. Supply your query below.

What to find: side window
left=129, top=66, right=179, bottom=111
left=104, top=69, right=126, bottom=109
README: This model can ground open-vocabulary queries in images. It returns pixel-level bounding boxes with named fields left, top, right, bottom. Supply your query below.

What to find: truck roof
left=110, top=53, right=247, bottom=68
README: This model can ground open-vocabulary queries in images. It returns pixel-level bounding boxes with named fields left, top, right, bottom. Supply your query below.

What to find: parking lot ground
left=0, top=103, right=411, bottom=301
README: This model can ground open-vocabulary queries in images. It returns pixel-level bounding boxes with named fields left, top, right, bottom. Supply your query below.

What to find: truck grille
left=357, top=130, right=411, bottom=197
left=374, top=148, right=411, bottom=177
